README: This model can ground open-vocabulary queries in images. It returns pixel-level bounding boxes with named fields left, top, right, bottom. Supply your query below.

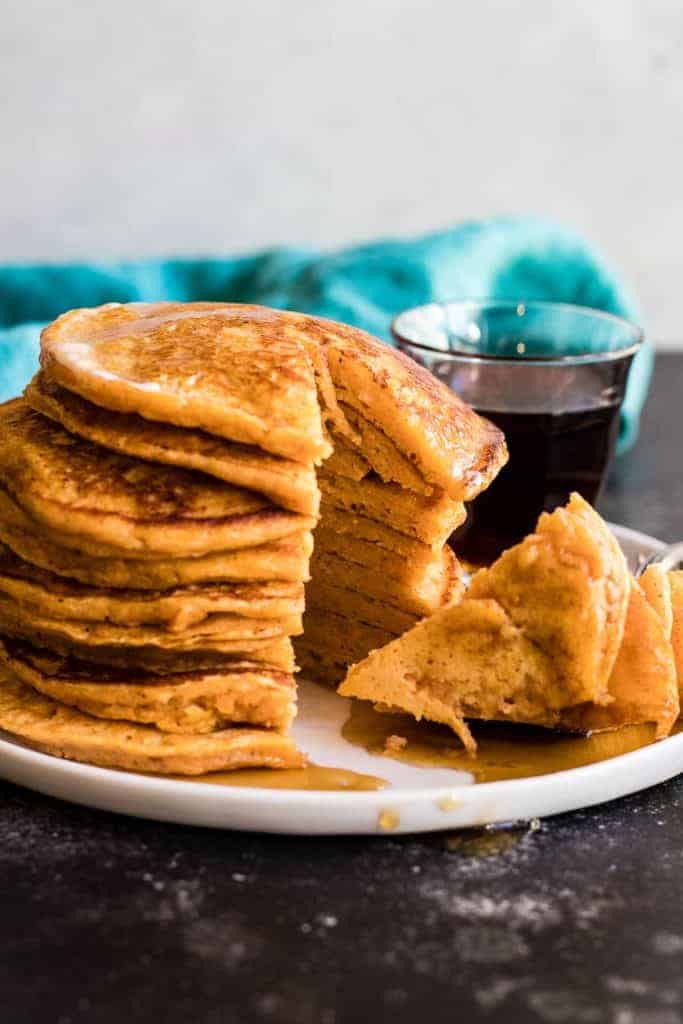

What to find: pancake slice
left=0, top=669, right=304, bottom=774
left=0, top=512, right=313, bottom=589
left=318, top=469, right=466, bottom=545
left=0, top=546, right=304, bottom=629
left=468, top=493, right=629, bottom=708
left=1, top=640, right=296, bottom=733
left=40, top=302, right=329, bottom=462
left=26, top=373, right=319, bottom=516
left=560, top=578, right=678, bottom=738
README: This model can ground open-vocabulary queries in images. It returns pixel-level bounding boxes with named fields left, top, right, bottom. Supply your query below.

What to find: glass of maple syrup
left=392, top=300, right=643, bottom=564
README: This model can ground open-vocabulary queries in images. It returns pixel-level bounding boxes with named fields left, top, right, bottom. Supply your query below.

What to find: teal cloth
left=0, top=216, right=650, bottom=452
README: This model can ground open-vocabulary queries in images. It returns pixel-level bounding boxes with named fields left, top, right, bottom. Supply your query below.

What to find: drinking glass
left=392, top=300, right=643, bottom=563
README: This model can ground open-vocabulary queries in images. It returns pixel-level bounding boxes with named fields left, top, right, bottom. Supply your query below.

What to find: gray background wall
left=2, top=0, right=681, bottom=344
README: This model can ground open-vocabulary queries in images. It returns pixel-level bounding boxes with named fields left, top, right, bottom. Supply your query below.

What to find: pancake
left=303, top=579, right=419, bottom=634
left=0, top=512, right=312, bottom=589
left=339, top=598, right=562, bottom=752
left=312, top=549, right=462, bottom=616
left=0, top=592, right=301, bottom=652
left=0, top=669, right=304, bottom=774
left=0, top=401, right=314, bottom=557
left=468, top=493, right=629, bottom=708
left=26, top=373, right=319, bottom=516
left=40, top=302, right=329, bottom=463
left=312, top=531, right=458, bottom=590
left=560, top=577, right=678, bottom=738
left=7, top=629, right=296, bottom=674
left=318, top=469, right=466, bottom=545
left=0, top=546, right=304, bottom=629
left=1, top=640, right=296, bottom=733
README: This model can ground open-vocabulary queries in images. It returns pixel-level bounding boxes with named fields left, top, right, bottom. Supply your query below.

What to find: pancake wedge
left=560, top=578, right=678, bottom=738
left=0, top=669, right=304, bottom=774
left=340, top=599, right=561, bottom=753
left=26, top=373, right=319, bottom=516
left=40, top=302, right=329, bottom=462
left=0, top=401, right=314, bottom=557
left=1, top=640, right=296, bottom=733
left=0, top=546, right=304, bottom=629
left=468, top=493, right=629, bottom=707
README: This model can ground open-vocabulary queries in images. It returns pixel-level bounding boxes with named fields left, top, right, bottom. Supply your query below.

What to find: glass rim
left=391, top=299, right=644, bottom=367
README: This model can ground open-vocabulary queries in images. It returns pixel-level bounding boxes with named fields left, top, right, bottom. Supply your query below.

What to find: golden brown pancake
left=40, top=302, right=329, bottom=463
left=1, top=640, right=296, bottom=733
left=340, top=495, right=634, bottom=750
left=9, top=630, right=295, bottom=674
left=318, top=469, right=465, bottom=545
left=0, top=512, right=313, bottom=589
left=41, top=302, right=507, bottom=494
left=311, top=546, right=462, bottom=617
left=0, top=591, right=301, bottom=653
left=468, top=493, right=629, bottom=707
left=340, top=598, right=562, bottom=752
left=26, top=373, right=319, bottom=516
left=0, top=401, right=314, bottom=557
left=560, top=577, right=678, bottom=738
left=0, top=669, right=304, bottom=774
left=0, top=545, right=304, bottom=629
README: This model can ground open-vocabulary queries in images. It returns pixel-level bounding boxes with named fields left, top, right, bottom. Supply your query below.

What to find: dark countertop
left=3, top=354, right=683, bottom=1024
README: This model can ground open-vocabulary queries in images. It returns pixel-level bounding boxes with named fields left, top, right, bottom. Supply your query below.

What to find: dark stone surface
left=2, top=355, right=683, bottom=1024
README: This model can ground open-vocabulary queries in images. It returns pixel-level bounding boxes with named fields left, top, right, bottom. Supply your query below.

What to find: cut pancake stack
left=0, top=302, right=507, bottom=773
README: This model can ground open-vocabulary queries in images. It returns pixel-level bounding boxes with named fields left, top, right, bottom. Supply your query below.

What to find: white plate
left=0, top=523, right=681, bottom=835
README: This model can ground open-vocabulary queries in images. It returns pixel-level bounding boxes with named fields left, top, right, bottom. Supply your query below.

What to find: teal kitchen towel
left=0, top=216, right=650, bottom=452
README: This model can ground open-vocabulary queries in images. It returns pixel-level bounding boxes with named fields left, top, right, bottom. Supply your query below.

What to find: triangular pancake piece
left=560, top=577, right=678, bottom=738
left=468, top=493, right=629, bottom=707
left=40, top=302, right=329, bottom=462
left=340, top=598, right=561, bottom=753
left=0, top=669, right=303, bottom=774
left=26, top=373, right=319, bottom=515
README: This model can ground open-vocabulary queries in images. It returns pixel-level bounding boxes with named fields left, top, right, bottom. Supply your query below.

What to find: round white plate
left=0, top=523, right=681, bottom=835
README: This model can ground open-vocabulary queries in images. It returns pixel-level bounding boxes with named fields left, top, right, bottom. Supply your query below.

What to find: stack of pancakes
left=0, top=302, right=506, bottom=773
